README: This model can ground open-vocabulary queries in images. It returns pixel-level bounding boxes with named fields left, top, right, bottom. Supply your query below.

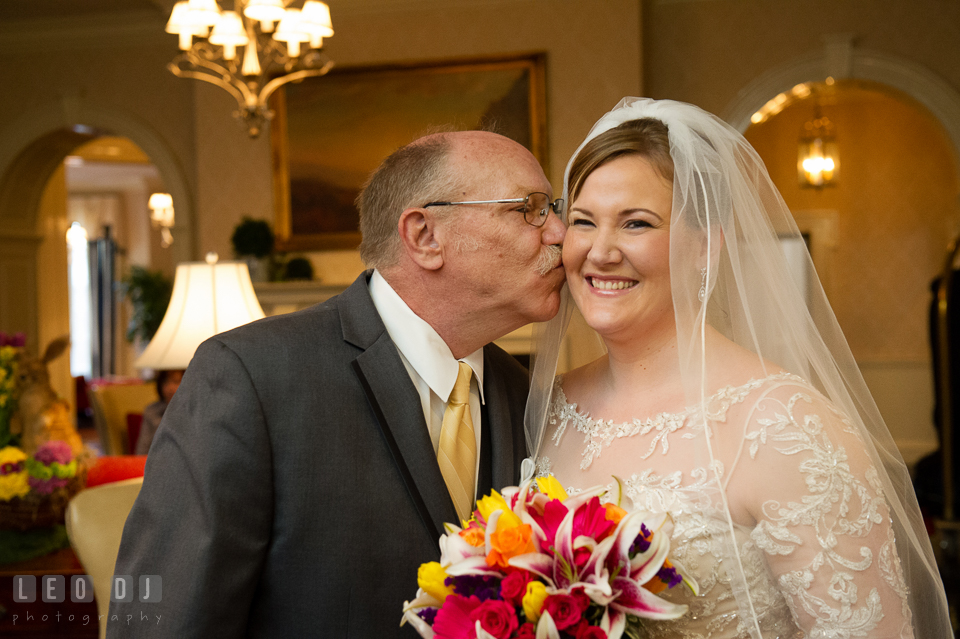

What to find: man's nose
left=541, top=209, right=565, bottom=244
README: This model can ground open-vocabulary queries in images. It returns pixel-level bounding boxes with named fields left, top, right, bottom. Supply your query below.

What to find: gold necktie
left=437, top=362, right=477, bottom=524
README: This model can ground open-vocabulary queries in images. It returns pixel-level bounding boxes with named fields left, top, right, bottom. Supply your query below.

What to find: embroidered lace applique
left=539, top=374, right=912, bottom=638
left=550, top=372, right=804, bottom=470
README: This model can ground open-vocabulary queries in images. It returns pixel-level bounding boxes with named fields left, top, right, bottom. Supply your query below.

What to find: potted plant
left=231, top=217, right=275, bottom=281
left=122, top=266, right=173, bottom=346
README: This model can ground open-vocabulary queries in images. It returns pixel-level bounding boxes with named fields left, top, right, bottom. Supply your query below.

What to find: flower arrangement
left=25, top=441, right=78, bottom=494
left=0, top=333, right=24, bottom=448
left=402, top=476, right=697, bottom=639
left=0, top=441, right=80, bottom=502
left=0, top=445, right=29, bottom=501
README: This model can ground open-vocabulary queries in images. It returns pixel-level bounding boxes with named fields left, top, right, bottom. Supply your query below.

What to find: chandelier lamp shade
left=798, top=103, right=839, bottom=189
left=163, top=0, right=334, bottom=138
left=135, top=253, right=266, bottom=370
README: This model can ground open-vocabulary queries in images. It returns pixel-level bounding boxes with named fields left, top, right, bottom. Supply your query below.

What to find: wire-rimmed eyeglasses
left=423, top=192, right=564, bottom=227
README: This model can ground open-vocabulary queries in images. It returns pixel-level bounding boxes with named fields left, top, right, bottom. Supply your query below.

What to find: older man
left=108, top=131, right=565, bottom=637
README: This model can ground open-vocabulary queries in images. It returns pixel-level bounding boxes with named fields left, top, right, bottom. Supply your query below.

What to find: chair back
left=64, top=477, right=143, bottom=639
left=88, top=382, right=158, bottom=455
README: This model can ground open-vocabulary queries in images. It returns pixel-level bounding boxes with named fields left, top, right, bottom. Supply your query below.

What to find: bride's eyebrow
left=621, top=208, right=663, bottom=222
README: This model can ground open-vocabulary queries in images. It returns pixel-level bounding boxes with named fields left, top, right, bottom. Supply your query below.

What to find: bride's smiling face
left=563, top=154, right=674, bottom=341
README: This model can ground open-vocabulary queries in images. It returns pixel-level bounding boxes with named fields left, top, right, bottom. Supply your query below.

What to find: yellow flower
left=536, top=475, right=568, bottom=502
left=522, top=581, right=548, bottom=622
left=476, top=490, right=510, bottom=522
left=0, top=472, right=29, bottom=501
left=417, top=562, right=453, bottom=602
left=0, top=446, right=27, bottom=466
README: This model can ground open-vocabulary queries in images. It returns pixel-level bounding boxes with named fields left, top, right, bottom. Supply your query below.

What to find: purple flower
left=446, top=574, right=501, bottom=601
left=29, top=476, right=69, bottom=495
left=0, top=332, right=26, bottom=347
left=629, top=524, right=652, bottom=556
left=0, top=461, right=24, bottom=475
left=417, top=607, right=438, bottom=625
left=34, top=441, right=73, bottom=466
left=657, top=565, right=683, bottom=588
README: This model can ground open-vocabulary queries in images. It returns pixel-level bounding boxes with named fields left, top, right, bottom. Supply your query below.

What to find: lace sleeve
left=730, top=385, right=914, bottom=639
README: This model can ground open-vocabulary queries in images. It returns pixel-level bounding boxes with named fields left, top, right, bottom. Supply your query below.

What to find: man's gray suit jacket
left=107, top=272, right=530, bottom=637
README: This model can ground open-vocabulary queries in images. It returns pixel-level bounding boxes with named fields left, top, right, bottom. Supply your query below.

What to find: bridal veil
left=525, top=97, right=952, bottom=637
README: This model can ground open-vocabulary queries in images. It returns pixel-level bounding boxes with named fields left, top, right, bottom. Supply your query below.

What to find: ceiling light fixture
left=163, top=0, right=334, bottom=138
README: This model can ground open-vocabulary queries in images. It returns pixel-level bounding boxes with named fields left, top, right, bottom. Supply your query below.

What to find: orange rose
left=460, top=524, right=486, bottom=547
left=486, top=523, right=535, bottom=569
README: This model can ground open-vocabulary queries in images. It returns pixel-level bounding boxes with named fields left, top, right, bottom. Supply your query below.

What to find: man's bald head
left=357, top=130, right=539, bottom=269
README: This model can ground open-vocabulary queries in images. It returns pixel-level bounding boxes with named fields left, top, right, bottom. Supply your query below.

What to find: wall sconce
left=148, top=192, right=175, bottom=247
left=798, top=104, right=839, bottom=188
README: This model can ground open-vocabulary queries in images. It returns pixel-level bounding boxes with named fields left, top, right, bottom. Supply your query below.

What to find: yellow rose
left=476, top=490, right=511, bottom=522
left=522, top=581, right=548, bottom=622
left=536, top=475, right=568, bottom=502
left=417, top=562, right=453, bottom=602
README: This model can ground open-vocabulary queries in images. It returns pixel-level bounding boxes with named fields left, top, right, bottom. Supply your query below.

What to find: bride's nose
left=587, top=228, right=622, bottom=265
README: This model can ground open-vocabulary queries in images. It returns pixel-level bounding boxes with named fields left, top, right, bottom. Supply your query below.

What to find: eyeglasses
left=423, top=192, right=564, bottom=227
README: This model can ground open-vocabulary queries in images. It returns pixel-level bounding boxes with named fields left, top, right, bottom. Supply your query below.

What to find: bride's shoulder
left=553, top=357, right=606, bottom=401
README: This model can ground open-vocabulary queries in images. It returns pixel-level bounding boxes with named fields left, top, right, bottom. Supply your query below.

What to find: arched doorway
left=742, top=78, right=960, bottom=466
left=0, top=103, right=192, bottom=411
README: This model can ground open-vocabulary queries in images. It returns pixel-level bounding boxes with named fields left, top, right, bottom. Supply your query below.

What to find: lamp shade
left=135, top=258, right=265, bottom=370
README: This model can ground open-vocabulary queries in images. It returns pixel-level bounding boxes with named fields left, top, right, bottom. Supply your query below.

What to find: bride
left=525, top=98, right=952, bottom=638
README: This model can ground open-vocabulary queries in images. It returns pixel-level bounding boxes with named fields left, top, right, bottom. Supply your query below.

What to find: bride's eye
left=570, top=218, right=595, bottom=228
left=625, top=219, right=652, bottom=229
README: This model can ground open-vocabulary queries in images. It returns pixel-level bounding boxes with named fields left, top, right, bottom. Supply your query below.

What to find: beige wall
left=643, top=0, right=960, bottom=118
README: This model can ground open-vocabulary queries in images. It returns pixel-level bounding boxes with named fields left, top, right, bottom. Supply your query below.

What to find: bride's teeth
left=591, top=278, right=636, bottom=290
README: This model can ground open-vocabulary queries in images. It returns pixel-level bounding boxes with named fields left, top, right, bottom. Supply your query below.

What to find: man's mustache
left=536, top=244, right=563, bottom=276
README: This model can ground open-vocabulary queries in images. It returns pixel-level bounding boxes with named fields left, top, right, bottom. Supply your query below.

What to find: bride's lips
left=586, top=275, right=638, bottom=292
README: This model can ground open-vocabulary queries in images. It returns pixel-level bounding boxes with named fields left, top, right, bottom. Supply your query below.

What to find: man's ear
left=397, top=207, right=444, bottom=270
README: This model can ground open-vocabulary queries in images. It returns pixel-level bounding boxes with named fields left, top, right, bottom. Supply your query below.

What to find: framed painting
left=271, top=54, right=547, bottom=251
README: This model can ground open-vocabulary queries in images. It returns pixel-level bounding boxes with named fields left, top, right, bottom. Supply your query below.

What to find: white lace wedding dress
left=536, top=373, right=914, bottom=639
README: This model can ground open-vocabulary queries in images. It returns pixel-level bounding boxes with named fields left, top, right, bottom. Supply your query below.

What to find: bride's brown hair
left=567, top=118, right=672, bottom=203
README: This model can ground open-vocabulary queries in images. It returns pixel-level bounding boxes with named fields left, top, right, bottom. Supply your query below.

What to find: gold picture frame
left=271, top=54, right=547, bottom=251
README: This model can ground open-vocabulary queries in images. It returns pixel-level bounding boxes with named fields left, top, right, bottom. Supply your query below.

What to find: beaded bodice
left=537, top=374, right=912, bottom=639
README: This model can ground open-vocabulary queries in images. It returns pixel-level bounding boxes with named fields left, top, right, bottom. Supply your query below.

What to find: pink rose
left=469, top=599, right=519, bottom=639
left=542, top=592, right=589, bottom=630
left=500, top=571, right=533, bottom=607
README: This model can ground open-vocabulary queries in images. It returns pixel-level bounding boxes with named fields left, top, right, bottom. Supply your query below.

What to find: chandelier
left=798, top=102, right=839, bottom=189
left=163, top=0, right=335, bottom=138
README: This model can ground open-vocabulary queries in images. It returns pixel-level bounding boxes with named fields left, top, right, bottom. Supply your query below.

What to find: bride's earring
left=698, top=267, right=708, bottom=302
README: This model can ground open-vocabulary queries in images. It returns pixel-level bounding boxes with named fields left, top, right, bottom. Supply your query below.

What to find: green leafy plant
left=231, top=217, right=275, bottom=258
left=122, top=267, right=173, bottom=343
left=282, top=257, right=314, bottom=281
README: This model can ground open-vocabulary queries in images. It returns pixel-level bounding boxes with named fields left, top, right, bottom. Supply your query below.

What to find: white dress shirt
left=368, top=270, right=484, bottom=495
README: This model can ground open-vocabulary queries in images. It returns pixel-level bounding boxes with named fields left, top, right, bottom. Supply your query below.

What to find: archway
left=737, top=73, right=960, bottom=466
left=0, top=99, right=193, bottom=410
left=722, top=42, right=960, bottom=161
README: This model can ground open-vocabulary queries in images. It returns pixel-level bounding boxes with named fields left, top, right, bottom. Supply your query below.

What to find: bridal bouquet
left=402, top=476, right=696, bottom=639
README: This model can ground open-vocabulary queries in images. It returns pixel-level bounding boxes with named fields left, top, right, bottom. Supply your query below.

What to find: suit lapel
left=339, top=274, right=458, bottom=541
